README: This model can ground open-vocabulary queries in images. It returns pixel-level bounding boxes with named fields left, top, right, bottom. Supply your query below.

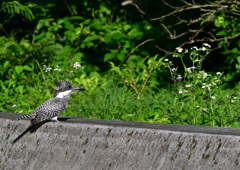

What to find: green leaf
left=69, top=16, right=84, bottom=20
left=117, top=53, right=125, bottom=61
left=104, top=53, right=116, bottom=62
left=74, top=52, right=84, bottom=62
left=64, top=30, right=76, bottom=42
left=124, top=25, right=131, bottom=31
left=226, top=73, right=233, bottom=81
left=231, top=48, right=238, bottom=53
left=237, top=56, right=240, bottom=64
left=214, top=20, right=221, bottom=27
left=108, top=61, right=115, bottom=67
left=4, top=61, right=10, bottom=69
left=18, top=85, right=24, bottom=94
left=83, top=35, right=101, bottom=42
left=128, top=55, right=139, bottom=61
left=100, top=6, right=111, bottom=15
left=37, top=19, right=47, bottom=30
left=12, top=74, right=16, bottom=79
left=46, top=32, right=54, bottom=39
left=218, top=16, right=224, bottom=21
left=64, top=21, right=74, bottom=30
left=15, top=66, right=23, bottom=75
left=34, top=31, right=46, bottom=41
left=20, top=39, right=30, bottom=48
left=216, top=31, right=227, bottom=36
left=86, top=42, right=94, bottom=48
left=128, top=28, right=143, bottom=39
left=109, top=31, right=127, bottom=41
left=23, top=65, right=32, bottom=71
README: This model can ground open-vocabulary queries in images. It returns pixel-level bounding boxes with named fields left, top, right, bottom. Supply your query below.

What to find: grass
left=2, top=44, right=240, bottom=128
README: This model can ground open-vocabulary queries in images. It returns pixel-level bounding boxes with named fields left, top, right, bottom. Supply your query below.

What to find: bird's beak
left=73, top=87, right=86, bottom=91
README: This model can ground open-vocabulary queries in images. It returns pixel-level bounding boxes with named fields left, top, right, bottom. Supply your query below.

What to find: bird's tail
left=14, top=113, right=35, bottom=121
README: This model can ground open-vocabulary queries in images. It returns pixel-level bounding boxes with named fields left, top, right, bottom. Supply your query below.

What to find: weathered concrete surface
left=1, top=112, right=240, bottom=170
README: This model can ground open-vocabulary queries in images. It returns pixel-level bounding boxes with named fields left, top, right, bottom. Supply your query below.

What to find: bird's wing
left=31, top=98, right=69, bottom=124
left=30, top=110, right=48, bottom=124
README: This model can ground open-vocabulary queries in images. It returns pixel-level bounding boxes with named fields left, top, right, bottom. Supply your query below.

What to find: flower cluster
left=176, top=47, right=183, bottom=53
left=45, top=67, right=52, bottom=72
left=43, top=65, right=61, bottom=72
left=54, top=66, right=61, bottom=71
left=168, top=44, right=225, bottom=103
left=73, top=62, right=81, bottom=68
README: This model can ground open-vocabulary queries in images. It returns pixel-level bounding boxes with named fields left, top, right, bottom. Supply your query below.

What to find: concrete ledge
left=1, top=112, right=240, bottom=169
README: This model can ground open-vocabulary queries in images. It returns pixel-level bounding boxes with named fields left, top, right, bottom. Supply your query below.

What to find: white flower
left=54, top=68, right=62, bottom=71
left=43, top=65, right=47, bottom=67
left=202, top=47, right=206, bottom=51
left=216, top=72, right=221, bottom=75
left=203, top=43, right=211, bottom=48
left=179, top=90, right=183, bottom=94
left=185, top=84, right=192, bottom=88
left=202, top=85, right=206, bottom=89
left=177, top=77, right=182, bottom=80
left=164, top=59, right=169, bottom=62
left=19, top=110, right=23, bottom=113
left=227, top=95, right=231, bottom=99
left=192, top=46, right=198, bottom=51
left=187, top=68, right=192, bottom=73
left=172, top=68, right=176, bottom=72
left=203, top=108, right=207, bottom=111
left=231, top=100, right=234, bottom=103
left=211, top=96, right=215, bottom=99
left=12, top=104, right=17, bottom=108
left=196, top=105, right=200, bottom=108
left=191, top=66, right=196, bottom=69
left=176, top=47, right=183, bottom=53
left=203, top=73, right=208, bottom=78
left=45, top=67, right=52, bottom=72
left=73, top=62, right=81, bottom=68
left=177, top=75, right=182, bottom=80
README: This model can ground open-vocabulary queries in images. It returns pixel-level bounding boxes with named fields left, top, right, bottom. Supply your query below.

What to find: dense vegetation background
left=1, top=0, right=240, bottom=128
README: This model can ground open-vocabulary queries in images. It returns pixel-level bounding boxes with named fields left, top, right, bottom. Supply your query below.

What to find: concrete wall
left=1, top=112, right=240, bottom=170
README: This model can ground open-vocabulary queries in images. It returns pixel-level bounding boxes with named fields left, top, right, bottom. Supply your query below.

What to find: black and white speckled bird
left=14, top=81, right=86, bottom=124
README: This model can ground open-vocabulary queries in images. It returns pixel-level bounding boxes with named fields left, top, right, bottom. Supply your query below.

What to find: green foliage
left=1, top=0, right=240, bottom=129
left=110, top=55, right=164, bottom=100
left=213, top=11, right=240, bottom=85
left=31, top=8, right=157, bottom=73
left=1, top=1, right=35, bottom=21
left=164, top=44, right=240, bottom=128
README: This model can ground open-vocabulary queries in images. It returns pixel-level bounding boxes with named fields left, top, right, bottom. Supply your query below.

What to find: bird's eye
left=69, top=85, right=71, bottom=88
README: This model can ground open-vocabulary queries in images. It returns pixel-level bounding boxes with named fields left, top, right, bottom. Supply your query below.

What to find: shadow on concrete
left=12, top=120, right=51, bottom=144
left=58, top=117, right=70, bottom=121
